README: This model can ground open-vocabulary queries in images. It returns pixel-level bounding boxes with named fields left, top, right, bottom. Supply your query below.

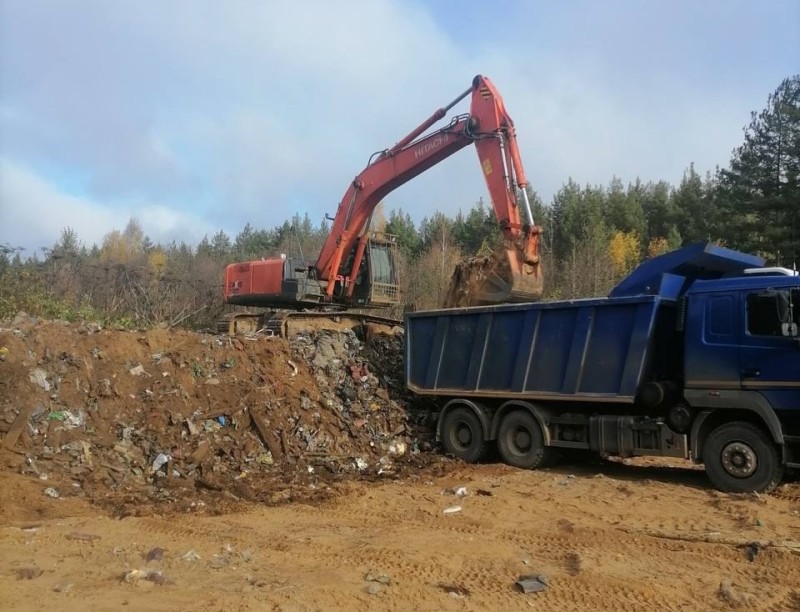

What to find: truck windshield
left=746, top=288, right=800, bottom=337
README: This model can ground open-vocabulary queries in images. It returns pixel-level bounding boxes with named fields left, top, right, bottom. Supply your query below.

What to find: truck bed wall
left=405, top=295, right=677, bottom=404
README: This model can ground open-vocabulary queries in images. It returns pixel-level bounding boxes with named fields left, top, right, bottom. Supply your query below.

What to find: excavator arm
left=315, top=74, right=543, bottom=305
left=223, top=74, right=543, bottom=316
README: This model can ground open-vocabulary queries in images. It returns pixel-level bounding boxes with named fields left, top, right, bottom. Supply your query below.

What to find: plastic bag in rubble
left=152, top=453, right=170, bottom=472
left=49, top=410, right=85, bottom=429
left=29, top=368, right=50, bottom=391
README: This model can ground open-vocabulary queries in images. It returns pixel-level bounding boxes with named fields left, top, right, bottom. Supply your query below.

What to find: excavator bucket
left=442, top=243, right=544, bottom=308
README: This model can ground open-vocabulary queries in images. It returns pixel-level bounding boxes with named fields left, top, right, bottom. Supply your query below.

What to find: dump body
left=406, top=295, right=678, bottom=403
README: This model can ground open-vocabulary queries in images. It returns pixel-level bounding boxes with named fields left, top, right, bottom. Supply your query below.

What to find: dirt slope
left=0, top=315, right=428, bottom=516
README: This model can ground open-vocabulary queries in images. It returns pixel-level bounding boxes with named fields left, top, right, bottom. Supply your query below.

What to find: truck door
left=739, top=288, right=800, bottom=411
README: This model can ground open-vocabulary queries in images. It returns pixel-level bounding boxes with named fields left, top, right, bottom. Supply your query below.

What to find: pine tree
left=717, top=75, right=800, bottom=263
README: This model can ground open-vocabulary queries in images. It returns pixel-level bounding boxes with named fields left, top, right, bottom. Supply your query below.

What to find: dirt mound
left=0, top=314, right=439, bottom=517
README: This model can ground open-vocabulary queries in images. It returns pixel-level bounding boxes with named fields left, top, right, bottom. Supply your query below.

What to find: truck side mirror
left=782, top=322, right=798, bottom=337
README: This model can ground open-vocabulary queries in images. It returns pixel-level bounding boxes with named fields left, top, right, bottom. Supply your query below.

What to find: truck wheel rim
left=513, top=428, right=532, bottom=453
left=721, top=442, right=758, bottom=478
left=455, top=424, right=472, bottom=448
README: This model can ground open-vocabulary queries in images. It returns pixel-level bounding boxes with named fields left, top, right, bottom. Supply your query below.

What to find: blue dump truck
left=405, top=242, right=800, bottom=492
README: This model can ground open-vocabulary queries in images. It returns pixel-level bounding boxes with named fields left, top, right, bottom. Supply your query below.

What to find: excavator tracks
left=218, top=310, right=403, bottom=339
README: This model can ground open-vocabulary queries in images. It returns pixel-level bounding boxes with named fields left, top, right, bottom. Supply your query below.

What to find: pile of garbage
left=0, top=313, right=439, bottom=516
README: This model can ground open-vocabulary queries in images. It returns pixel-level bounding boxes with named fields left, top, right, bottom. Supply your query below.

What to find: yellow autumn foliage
left=148, top=248, right=167, bottom=276
left=609, top=231, right=641, bottom=278
left=647, top=237, right=670, bottom=258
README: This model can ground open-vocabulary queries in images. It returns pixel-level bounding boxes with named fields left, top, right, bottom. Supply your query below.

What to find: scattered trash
left=180, top=550, right=201, bottom=562
left=51, top=410, right=85, bottom=429
left=365, top=583, right=383, bottom=595
left=129, top=364, right=147, bottom=377
left=565, top=552, right=582, bottom=575
left=515, top=573, right=550, bottom=594
left=0, top=320, right=426, bottom=513
left=122, top=568, right=173, bottom=585
left=16, top=566, right=43, bottom=580
left=438, top=582, right=470, bottom=599
left=745, top=543, right=761, bottom=562
left=209, top=554, right=231, bottom=569
left=185, top=418, right=199, bottom=435
left=443, top=505, right=462, bottom=514
left=388, top=440, right=407, bottom=456
left=476, top=489, right=493, bottom=497
left=151, top=453, right=170, bottom=472
left=144, top=547, right=166, bottom=562
left=29, top=368, right=50, bottom=391
left=364, top=572, right=392, bottom=586
left=454, top=486, right=468, bottom=497
left=364, top=571, right=391, bottom=595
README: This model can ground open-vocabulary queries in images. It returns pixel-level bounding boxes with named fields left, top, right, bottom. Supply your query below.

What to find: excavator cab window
left=366, top=234, right=400, bottom=306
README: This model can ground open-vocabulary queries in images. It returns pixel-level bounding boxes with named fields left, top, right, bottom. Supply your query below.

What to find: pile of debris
left=0, top=313, right=440, bottom=516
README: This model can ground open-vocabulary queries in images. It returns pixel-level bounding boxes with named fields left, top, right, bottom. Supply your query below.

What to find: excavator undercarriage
left=218, top=310, right=403, bottom=339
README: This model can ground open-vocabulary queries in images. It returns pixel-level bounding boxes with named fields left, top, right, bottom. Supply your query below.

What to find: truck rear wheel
left=441, top=407, right=487, bottom=463
left=702, top=421, right=783, bottom=493
left=497, top=410, right=553, bottom=469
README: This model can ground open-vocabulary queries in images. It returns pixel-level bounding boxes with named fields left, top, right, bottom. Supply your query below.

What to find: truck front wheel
left=441, top=407, right=487, bottom=463
left=702, top=421, right=783, bottom=493
left=497, top=410, right=554, bottom=469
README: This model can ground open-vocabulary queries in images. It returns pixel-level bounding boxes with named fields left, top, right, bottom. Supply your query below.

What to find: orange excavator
left=222, top=75, right=543, bottom=335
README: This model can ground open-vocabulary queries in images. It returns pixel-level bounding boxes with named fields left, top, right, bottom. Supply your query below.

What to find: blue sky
left=1, top=0, right=798, bottom=254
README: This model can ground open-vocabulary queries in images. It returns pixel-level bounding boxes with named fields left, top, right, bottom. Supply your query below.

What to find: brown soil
left=1, top=316, right=799, bottom=611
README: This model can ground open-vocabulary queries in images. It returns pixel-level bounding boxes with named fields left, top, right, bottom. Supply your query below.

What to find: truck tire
left=702, top=421, right=783, bottom=493
left=440, top=407, right=487, bottom=463
left=497, top=410, right=554, bottom=469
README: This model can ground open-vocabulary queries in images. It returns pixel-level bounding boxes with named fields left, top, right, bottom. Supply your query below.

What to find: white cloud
left=0, top=0, right=797, bottom=246
left=0, top=160, right=215, bottom=253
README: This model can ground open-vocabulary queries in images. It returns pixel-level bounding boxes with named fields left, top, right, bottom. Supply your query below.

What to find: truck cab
left=682, top=273, right=800, bottom=489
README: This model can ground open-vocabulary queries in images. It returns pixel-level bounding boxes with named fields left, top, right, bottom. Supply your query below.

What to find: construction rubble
left=0, top=313, right=442, bottom=516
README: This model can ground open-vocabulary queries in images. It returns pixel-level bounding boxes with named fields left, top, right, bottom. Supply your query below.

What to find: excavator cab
left=343, top=232, right=401, bottom=307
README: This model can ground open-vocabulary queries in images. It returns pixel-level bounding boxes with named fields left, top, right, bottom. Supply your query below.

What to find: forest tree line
left=1, top=76, right=797, bottom=328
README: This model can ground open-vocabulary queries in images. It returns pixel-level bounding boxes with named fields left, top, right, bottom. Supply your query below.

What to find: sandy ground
left=2, top=460, right=799, bottom=612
